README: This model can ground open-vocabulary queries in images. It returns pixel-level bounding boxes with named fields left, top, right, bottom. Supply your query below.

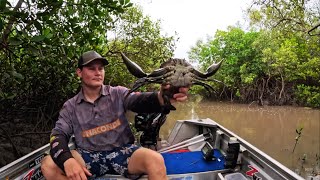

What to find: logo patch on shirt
left=50, top=135, right=56, bottom=143
left=82, top=119, right=121, bottom=138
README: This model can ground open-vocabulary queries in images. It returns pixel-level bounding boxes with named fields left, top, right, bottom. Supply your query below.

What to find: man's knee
left=149, top=152, right=166, bottom=172
left=141, top=149, right=167, bottom=179
left=147, top=151, right=165, bottom=167
left=131, top=148, right=166, bottom=172
left=41, top=150, right=85, bottom=180
left=41, top=155, right=61, bottom=178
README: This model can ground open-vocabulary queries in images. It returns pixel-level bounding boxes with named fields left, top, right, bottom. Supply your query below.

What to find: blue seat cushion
left=161, top=149, right=225, bottom=175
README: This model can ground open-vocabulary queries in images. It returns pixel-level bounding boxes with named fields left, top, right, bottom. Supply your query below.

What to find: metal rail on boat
left=202, top=119, right=305, bottom=180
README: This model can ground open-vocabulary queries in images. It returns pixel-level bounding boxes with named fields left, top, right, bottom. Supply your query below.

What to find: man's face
left=77, top=60, right=105, bottom=88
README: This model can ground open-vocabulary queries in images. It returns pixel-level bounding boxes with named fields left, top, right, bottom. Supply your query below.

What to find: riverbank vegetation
left=189, top=0, right=319, bottom=107
left=0, top=0, right=319, bottom=167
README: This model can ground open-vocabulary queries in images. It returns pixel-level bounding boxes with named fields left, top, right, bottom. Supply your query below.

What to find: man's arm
left=49, top=101, right=74, bottom=171
left=49, top=133, right=73, bottom=170
left=124, top=91, right=162, bottom=113
left=123, top=85, right=189, bottom=113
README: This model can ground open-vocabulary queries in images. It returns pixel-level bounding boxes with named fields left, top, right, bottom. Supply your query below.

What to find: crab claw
left=192, top=61, right=223, bottom=78
left=121, top=52, right=147, bottom=78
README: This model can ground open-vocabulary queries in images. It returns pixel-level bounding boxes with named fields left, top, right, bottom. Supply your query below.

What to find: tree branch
left=1, top=0, right=24, bottom=45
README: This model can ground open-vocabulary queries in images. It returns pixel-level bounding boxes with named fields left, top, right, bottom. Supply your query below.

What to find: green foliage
left=248, top=0, right=318, bottom=35
left=0, top=1, right=177, bottom=166
left=104, top=6, right=176, bottom=88
left=246, top=0, right=320, bottom=106
left=0, top=0, right=130, bottom=108
left=0, top=0, right=176, bottom=126
left=295, top=85, right=320, bottom=108
left=187, top=0, right=319, bottom=107
left=189, top=27, right=263, bottom=100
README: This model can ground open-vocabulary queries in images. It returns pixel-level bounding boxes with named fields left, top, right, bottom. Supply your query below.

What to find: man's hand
left=64, top=158, right=92, bottom=180
left=158, top=84, right=189, bottom=105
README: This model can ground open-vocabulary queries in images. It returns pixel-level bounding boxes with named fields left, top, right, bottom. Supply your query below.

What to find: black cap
left=78, top=50, right=109, bottom=68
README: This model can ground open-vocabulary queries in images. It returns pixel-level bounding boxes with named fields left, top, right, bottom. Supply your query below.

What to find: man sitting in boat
left=40, top=50, right=189, bottom=180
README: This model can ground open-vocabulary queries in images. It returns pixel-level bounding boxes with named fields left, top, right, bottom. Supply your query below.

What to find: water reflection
left=159, top=99, right=320, bottom=177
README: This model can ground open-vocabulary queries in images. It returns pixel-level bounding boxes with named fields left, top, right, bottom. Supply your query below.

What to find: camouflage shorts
left=78, top=144, right=141, bottom=179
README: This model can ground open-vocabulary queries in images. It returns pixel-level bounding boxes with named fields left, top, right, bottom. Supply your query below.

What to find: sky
left=132, top=0, right=251, bottom=59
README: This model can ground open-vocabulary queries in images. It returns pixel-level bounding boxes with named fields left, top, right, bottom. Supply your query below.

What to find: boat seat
left=161, top=149, right=225, bottom=175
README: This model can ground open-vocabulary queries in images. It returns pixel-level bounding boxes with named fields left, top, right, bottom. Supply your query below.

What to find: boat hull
left=0, top=118, right=307, bottom=180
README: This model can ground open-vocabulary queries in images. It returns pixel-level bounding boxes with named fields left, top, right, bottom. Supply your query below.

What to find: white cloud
left=133, top=0, right=250, bottom=59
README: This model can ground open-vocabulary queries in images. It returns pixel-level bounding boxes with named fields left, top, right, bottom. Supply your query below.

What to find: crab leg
left=129, top=78, right=150, bottom=93
left=129, top=72, right=173, bottom=93
left=192, top=75, right=224, bottom=85
left=128, top=78, right=176, bottom=114
left=147, top=71, right=174, bottom=83
left=193, top=80, right=217, bottom=95
left=191, top=61, right=223, bottom=78
left=205, top=61, right=223, bottom=77
left=121, top=52, right=174, bottom=79
left=148, top=67, right=173, bottom=77
left=121, top=52, right=147, bottom=78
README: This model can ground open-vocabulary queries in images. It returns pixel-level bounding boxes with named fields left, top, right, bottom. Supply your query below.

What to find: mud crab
left=121, top=52, right=222, bottom=113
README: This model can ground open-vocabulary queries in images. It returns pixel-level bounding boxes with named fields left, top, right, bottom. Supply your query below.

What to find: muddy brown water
left=152, top=98, right=320, bottom=177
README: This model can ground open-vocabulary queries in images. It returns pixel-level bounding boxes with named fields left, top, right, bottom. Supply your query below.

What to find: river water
left=156, top=97, right=320, bottom=177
